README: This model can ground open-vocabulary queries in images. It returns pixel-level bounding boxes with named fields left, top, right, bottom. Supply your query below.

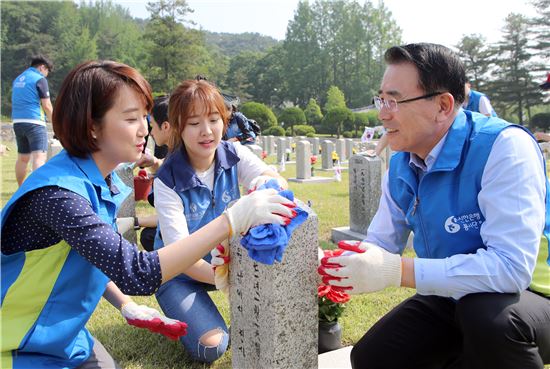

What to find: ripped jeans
left=155, top=276, right=229, bottom=363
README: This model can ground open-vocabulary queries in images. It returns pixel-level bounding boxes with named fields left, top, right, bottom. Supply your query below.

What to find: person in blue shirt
left=222, top=102, right=257, bottom=145
left=11, top=55, right=54, bottom=186
left=320, top=43, right=550, bottom=369
left=1, top=61, right=294, bottom=369
left=463, top=80, right=498, bottom=117
left=152, top=78, right=290, bottom=363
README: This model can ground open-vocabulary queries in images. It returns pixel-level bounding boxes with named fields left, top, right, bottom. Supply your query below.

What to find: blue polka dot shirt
left=2, top=186, right=162, bottom=295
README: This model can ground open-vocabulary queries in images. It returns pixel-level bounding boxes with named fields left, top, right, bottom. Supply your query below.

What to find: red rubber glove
left=121, top=302, right=187, bottom=340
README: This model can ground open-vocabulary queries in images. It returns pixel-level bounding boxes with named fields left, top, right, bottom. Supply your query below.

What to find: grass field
left=0, top=141, right=423, bottom=368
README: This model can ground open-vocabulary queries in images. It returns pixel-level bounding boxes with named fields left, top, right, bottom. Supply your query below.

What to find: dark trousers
left=351, top=291, right=550, bottom=369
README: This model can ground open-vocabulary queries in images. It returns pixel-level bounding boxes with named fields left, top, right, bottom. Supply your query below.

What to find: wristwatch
left=133, top=216, right=140, bottom=230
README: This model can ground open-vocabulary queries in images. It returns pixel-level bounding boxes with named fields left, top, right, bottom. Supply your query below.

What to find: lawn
left=0, top=141, right=414, bottom=369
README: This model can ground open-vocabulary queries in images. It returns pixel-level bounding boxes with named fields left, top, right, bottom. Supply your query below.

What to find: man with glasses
left=11, top=54, right=54, bottom=186
left=320, top=43, right=550, bottom=369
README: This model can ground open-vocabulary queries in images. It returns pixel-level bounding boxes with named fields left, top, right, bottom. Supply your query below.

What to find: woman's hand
left=225, top=189, right=296, bottom=235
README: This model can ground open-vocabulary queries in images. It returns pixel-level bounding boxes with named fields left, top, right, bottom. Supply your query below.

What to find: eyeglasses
left=373, top=91, right=444, bottom=112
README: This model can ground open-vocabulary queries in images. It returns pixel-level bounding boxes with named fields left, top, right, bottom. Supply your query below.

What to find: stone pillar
left=265, top=136, right=275, bottom=155
left=308, top=137, right=320, bottom=155
left=230, top=200, right=318, bottom=369
left=276, top=137, right=286, bottom=163
left=114, top=164, right=137, bottom=244
left=245, top=144, right=263, bottom=159
left=344, top=139, right=353, bottom=161
left=47, top=139, right=63, bottom=160
left=331, top=154, right=383, bottom=243
left=321, top=140, right=334, bottom=170
left=296, top=140, right=312, bottom=180
left=335, top=138, right=346, bottom=162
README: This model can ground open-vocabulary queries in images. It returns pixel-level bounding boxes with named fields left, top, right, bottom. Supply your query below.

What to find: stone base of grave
left=318, top=345, right=352, bottom=368
left=317, top=166, right=348, bottom=172
left=330, top=226, right=366, bottom=244
left=288, top=176, right=336, bottom=183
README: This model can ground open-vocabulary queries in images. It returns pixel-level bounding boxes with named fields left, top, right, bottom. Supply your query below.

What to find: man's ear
left=437, top=92, right=455, bottom=121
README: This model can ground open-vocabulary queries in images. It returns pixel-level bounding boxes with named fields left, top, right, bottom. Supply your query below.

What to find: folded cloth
left=240, top=179, right=308, bottom=264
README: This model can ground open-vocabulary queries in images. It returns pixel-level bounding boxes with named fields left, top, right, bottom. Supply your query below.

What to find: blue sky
left=113, top=0, right=536, bottom=48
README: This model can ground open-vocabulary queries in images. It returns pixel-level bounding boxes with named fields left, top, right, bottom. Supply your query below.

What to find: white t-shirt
left=154, top=142, right=269, bottom=245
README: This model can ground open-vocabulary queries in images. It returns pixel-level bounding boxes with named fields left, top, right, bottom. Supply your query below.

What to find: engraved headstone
left=335, top=139, right=346, bottom=162
left=230, top=201, right=318, bottom=369
left=321, top=140, right=335, bottom=170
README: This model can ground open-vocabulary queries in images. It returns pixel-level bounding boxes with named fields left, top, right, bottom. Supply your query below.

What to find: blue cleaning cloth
left=240, top=179, right=309, bottom=265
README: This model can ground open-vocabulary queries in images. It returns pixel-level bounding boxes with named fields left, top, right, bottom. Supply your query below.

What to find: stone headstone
left=308, top=137, right=320, bottom=155
left=321, top=140, right=334, bottom=170
left=296, top=140, right=312, bottom=180
left=245, top=144, right=263, bottom=159
left=265, top=136, right=275, bottom=155
left=276, top=137, right=287, bottom=164
left=331, top=154, right=383, bottom=243
left=47, top=139, right=63, bottom=160
left=335, top=139, right=346, bottom=162
left=230, top=200, right=318, bottom=369
left=344, top=139, right=353, bottom=161
left=114, top=164, right=137, bottom=244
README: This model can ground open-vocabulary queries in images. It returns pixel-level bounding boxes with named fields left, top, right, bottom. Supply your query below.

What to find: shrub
left=264, top=125, right=285, bottom=136
left=241, top=102, right=277, bottom=131
left=288, top=124, right=315, bottom=136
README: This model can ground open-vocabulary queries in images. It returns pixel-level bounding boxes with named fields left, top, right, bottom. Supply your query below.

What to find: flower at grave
left=318, top=249, right=350, bottom=323
left=261, top=151, right=267, bottom=160
left=310, top=155, right=317, bottom=165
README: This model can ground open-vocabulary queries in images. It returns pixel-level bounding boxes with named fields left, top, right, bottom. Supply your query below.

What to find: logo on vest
left=190, top=203, right=198, bottom=213
left=444, top=212, right=483, bottom=234
left=222, top=191, right=232, bottom=204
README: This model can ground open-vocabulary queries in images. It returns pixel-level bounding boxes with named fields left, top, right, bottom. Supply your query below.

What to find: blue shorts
left=13, top=122, right=48, bottom=154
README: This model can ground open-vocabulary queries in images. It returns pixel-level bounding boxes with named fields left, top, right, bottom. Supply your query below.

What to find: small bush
left=342, top=131, right=354, bottom=138
left=264, top=125, right=286, bottom=136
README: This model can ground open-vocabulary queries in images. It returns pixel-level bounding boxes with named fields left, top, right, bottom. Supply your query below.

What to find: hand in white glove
left=225, top=188, right=296, bottom=236
left=319, top=243, right=401, bottom=294
left=210, top=242, right=230, bottom=295
left=248, top=175, right=287, bottom=192
left=121, top=301, right=187, bottom=340
left=115, top=217, right=136, bottom=234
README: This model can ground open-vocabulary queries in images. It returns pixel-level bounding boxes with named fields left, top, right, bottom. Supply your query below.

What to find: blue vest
left=11, top=67, right=48, bottom=124
left=153, top=142, right=241, bottom=270
left=465, top=90, right=498, bottom=117
left=388, top=110, right=550, bottom=266
left=1, top=150, right=130, bottom=369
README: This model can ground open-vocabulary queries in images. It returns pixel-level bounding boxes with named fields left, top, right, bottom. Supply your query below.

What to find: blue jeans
left=13, top=122, right=47, bottom=153
left=155, top=276, right=229, bottom=363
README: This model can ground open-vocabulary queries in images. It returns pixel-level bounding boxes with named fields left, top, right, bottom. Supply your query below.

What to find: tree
left=490, top=13, right=543, bottom=124
left=322, top=106, right=353, bottom=137
left=223, top=51, right=262, bottom=100
left=240, top=102, right=277, bottom=131
left=143, top=0, right=213, bottom=93
left=455, top=34, right=494, bottom=89
left=353, top=112, right=370, bottom=136
left=530, top=0, right=550, bottom=60
left=278, top=107, right=306, bottom=136
left=324, top=85, right=346, bottom=112
left=304, top=98, right=323, bottom=128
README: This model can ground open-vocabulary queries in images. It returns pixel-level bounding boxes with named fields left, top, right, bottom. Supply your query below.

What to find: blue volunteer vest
left=1, top=150, right=130, bottom=369
left=465, top=90, right=498, bottom=117
left=388, top=110, right=550, bottom=295
left=11, top=67, right=48, bottom=125
left=153, top=142, right=241, bottom=270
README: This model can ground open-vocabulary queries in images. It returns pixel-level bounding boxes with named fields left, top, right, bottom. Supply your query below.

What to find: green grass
left=0, top=143, right=430, bottom=368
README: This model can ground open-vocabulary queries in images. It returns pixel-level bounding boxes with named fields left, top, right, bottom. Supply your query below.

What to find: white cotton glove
left=319, top=243, right=402, bottom=294
left=121, top=301, right=187, bottom=340
left=115, top=217, right=135, bottom=234
left=210, top=242, right=230, bottom=295
left=248, top=175, right=287, bottom=191
left=225, top=188, right=296, bottom=236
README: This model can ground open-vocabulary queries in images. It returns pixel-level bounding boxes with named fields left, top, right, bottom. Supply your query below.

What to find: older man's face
left=378, top=62, right=444, bottom=159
